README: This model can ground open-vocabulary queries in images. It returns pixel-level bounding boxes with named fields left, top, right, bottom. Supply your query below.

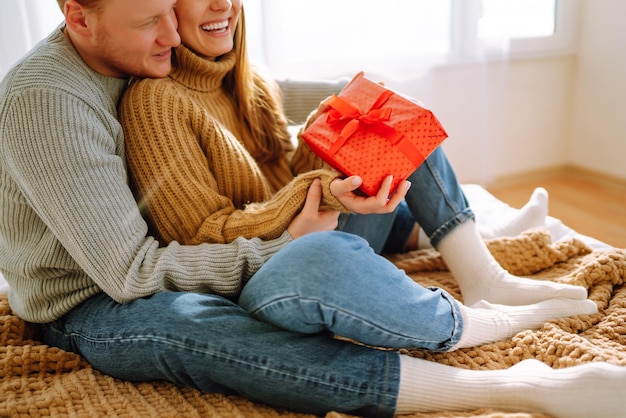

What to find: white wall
left=371, top=56, right=577, bottom=185
left=368, top=0, right=626, bottom=185
left=570, top=0, right=626, bottom=181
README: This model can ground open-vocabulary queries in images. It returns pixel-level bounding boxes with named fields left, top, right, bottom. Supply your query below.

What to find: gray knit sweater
left=0, top=27, right=291, bottom=324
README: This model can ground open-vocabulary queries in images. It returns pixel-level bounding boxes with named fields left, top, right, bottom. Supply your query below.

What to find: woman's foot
left=437, top=220, right=587, bottom=306
left=397, top=357, right=626, bottom=418
left=417, top=187, right=549, bottom=250
left=479, top=187, right=549, bottom=239
left=452, top=298, right=598, bottom=349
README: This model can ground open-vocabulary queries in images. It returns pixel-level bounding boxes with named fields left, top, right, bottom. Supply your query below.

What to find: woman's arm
left=120, top=79, right=346, bottom=246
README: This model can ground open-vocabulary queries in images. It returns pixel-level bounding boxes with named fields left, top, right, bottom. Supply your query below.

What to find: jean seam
left=248, top=295, right=450, bottom=347
left=67, top=327, right=379, bottom=395
left=433, top=287, right=464, bottom=351
left=429, top=209, right=475, bottom=248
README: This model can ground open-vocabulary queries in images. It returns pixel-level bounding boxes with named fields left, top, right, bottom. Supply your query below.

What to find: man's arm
left=0, top=83, right=290, bottom=307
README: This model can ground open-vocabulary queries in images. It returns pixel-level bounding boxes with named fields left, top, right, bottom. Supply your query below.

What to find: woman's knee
left=241, top=232, right=376, bottom=305
left=264, top=231, right=373, bottom=274
left=293, top=231, right=373, bottom=259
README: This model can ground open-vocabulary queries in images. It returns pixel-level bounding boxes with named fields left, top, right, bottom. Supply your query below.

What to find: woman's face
left=175, top=0, right=242, bottom=59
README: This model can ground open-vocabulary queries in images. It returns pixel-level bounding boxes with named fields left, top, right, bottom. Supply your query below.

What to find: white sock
left=452, top=299, right=597, bottom=350
left=396, top=356, right=626, bottom=417
left=417, top=187, right=549, bottom=249
left=437, top=220, right=587, bottom=305
left=479, top=187, right=549, bottom=239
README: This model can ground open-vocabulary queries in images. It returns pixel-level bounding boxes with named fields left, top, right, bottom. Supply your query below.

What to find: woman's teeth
left=201, top=21, right=228, bottom=32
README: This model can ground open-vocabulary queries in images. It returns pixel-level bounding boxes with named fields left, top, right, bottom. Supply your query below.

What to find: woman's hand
left=330, top=175, right=410, bottom=214
left=287, top=179, right=340, bottom=239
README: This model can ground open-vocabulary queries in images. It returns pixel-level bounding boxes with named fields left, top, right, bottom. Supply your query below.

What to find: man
left=0, top=1, right=624, bottom=417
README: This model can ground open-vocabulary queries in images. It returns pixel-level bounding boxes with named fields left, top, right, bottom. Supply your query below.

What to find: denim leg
left=336, top=210, right=396, bottom=254
left=381, top=201, right=417, bottom=254
left=404, top=147, right=475, bottom=248
left=239, top=231, right=463, bottom=352
left=42, top=291, right=399, bottom=418
left=337, top=147, right=473, bottom=252
left=337, top=200, right=415, bottom=255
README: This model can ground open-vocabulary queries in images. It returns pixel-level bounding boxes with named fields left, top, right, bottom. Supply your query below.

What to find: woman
left=119, top=0, right=586, bottom=308
left=114, top=1, right=615, bottom=416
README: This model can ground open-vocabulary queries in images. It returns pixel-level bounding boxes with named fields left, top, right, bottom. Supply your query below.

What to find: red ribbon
left=324, top=90, right=425, bottom=167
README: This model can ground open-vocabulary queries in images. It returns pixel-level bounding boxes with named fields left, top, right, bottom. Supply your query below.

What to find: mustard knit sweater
left=119, top=45, right=343, bottom=245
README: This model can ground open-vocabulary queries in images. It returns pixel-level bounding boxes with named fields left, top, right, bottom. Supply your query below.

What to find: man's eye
left=140, top=18, right=158, bottom=28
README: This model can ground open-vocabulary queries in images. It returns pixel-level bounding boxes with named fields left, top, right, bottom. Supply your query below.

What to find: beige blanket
left=1, top=229, right=625, bottom=418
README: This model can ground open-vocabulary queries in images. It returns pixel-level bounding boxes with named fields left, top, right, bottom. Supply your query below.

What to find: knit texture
left=277, top=77, right=350, bottom=125
left=119, top=45, right=344, bottom=246
left=0, top=30, right=293, bottom=324
left=2, top=229, right=625, bottom=418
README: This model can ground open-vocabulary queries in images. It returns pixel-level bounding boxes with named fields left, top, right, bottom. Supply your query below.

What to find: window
left=248, top=0, right=580, bottom=78
left=475, top=0, right=579, bottom=58
left=0, top=0, right=63, bottom=79
left=479, top=0, right=557, bottom=39
left=254, top=0, right=452, bottom=77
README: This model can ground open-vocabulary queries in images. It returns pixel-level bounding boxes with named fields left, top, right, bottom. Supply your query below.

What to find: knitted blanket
left=1, top=229, right=625, bottom=418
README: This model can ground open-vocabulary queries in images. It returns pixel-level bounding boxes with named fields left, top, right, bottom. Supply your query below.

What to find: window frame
left=251, top=0, right=581, bottom=77
left=463, top=0, right=582, bottom=59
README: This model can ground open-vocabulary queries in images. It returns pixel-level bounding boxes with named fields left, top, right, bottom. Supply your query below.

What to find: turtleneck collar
left=169, top=44, right=237, bottom=92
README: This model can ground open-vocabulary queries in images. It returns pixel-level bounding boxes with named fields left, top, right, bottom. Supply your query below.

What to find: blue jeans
left=42, top=231, right=463, bottom=417
left=338, top=147, right=475, bottom=253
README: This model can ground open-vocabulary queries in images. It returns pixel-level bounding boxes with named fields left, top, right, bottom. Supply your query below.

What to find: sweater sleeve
left=290, top=107, right=339, bottom=176
left=120, top=80, right=346, bottom=246
left=0, top=80, right=290, bottom=323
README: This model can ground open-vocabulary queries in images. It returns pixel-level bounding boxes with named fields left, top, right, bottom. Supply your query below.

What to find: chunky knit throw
left=2, top=229, right=625, bottom=418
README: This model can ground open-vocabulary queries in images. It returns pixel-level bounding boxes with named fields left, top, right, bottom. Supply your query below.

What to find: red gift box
left=302, top=71, right=448, bottom=196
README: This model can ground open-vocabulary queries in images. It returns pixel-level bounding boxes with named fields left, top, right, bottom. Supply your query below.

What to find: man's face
left=84, top=0, right=181, bottom=78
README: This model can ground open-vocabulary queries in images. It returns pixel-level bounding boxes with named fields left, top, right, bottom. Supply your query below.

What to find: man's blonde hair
left=56, top=0, right=102, bottom=13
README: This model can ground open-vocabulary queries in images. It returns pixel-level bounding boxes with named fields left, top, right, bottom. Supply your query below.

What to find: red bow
left=325, top=90, right=403, bottom=156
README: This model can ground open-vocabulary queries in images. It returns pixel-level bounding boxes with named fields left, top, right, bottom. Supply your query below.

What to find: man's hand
left=287, top=179, right=340, bottom=239
left=330, top=175, right=410, bottom=214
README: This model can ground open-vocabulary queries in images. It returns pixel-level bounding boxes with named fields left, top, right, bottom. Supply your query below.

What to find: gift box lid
left=302, top=71, right=448, bottom=196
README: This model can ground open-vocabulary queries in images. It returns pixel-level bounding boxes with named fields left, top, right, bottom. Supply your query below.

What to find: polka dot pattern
left=302, top=72, right=448, bottom=196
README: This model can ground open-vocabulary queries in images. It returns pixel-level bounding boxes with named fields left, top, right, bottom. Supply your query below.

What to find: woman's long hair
left=222, top=7, right=293, bottom=163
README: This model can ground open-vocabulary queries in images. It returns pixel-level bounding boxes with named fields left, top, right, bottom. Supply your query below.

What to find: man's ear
left=64, top=0, right=91, bottom=37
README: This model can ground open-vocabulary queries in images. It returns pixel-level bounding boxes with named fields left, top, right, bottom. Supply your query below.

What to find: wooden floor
left=485, top=167, right=626, bottom=249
